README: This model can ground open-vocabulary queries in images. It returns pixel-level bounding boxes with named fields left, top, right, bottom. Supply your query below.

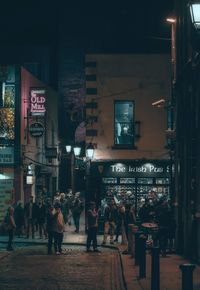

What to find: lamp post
left=65, top=144, right=82, bottom=194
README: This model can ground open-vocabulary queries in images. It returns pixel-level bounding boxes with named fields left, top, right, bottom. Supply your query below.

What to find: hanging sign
left=30, top=88, right=46, bottom=116
left=29, top=122, right=45, bottom=137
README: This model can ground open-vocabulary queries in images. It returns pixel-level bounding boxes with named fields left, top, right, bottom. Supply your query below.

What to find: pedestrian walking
left=86, top=201, right=100, bottom=252
left=4, top=206, right=16, bottom=251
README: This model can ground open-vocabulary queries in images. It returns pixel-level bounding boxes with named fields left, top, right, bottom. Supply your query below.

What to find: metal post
left=151, top=247, right=160, bottom=290
left=179, top=264, right=196, bottom=290
left=135, top=231, right=143, bottom=266
left=139, top=234, right=146, bottom=279
left=71, top=153, right=75, bottom=194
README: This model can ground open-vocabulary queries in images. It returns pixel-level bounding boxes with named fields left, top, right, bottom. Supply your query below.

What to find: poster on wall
left=0, top=179, right=14, bottom=221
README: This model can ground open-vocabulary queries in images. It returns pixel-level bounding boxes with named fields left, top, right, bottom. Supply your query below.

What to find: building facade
left=0, top=65, right=59, bottom=221
left=85, top=54, right=172, bottom=213
left=173, top=0, right=200, bottom=262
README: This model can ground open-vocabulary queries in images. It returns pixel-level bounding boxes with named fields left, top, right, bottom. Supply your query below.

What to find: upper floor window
left=114, top=100, right=135, bottom=148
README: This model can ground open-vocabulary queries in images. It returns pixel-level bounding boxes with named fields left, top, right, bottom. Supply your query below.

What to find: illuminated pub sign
left=30, top=88, right=46, bottom=116
left=92, top=161, right=171, bottom=178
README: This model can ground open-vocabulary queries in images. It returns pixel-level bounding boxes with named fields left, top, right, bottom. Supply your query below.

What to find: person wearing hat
left=86, top=201, right=100, bottom=252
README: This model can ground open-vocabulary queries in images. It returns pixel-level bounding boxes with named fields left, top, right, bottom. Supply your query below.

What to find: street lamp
left=86, top=143, right=95, bottom=160
left=189, top=1, right=200, bottom=30
left=65, top=144, right=82, bottom=194
left=65, top=144, right=81, bottom=157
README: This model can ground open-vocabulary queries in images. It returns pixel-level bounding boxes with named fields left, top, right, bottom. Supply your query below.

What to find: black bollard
left=151, top=246, right=160, bottom=290
left=135, top=231, right=143, bottom=266
left=139, top=234, right=147, bottom=279
left=179, top=264, right=196, bottom=290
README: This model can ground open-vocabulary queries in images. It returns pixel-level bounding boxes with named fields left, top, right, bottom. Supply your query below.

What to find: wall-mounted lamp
left=86, top=143, right=95, bottom=160
left=65, top=144, right=81, bottom=157
left=189, top=1, right=200, bottom=30
left=166, top=17, right=176, bottom=24
left=152, top=99, right=166, bottom=107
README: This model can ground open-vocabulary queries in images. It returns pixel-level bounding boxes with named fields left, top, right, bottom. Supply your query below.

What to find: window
left=0, top=66, right=15, bottom=140
left=114, top=100, right=134, bottom=147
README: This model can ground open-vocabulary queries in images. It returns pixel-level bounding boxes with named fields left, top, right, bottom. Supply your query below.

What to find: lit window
left=114, top=100, right=135, bottom=147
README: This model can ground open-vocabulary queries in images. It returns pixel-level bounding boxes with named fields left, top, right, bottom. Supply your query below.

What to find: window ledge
left=112, top=145, right=138, bottom=150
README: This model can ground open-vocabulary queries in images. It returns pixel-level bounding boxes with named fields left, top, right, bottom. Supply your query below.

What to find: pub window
left=114, top=100, right=134, bottom=147
left=0, top=66, right=15, bottom=140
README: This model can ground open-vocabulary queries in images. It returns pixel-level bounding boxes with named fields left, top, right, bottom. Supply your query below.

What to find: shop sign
left=30, top=88, right=46, bottom=116
left=29, top=122, right=45, bottom=137
left=0, top=147, right=14, bottom=164
left=45, top=147, right=57, bottom=159
left=94, top=161, right=170, bottom=177
left=110, top=163, right=168, bottom=174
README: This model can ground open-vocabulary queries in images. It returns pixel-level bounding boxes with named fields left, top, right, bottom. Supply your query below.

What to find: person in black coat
left=24, top=196, right=37, bottom=239
left=14, top=201, right=24, bottom=237
left=86, top=201, right=100, bottom=252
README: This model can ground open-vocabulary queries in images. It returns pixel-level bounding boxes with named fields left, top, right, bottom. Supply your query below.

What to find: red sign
left=30, top=89, right=46, bottom=115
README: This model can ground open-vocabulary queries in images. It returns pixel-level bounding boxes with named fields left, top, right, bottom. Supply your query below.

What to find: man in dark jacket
left=102, top=199, right=118, bottom=245
left=24, top=196, right=37, bottom=239
left=86, top=201, right=100, bottom=252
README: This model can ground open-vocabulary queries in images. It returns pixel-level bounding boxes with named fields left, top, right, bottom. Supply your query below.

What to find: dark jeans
left=38, top=222, right=47, bottom=238
left=158, top=227, right=169, bottom=256
left=7, top=229, right=14, bottom=250
left=47, top=231, right=54, bottom=254
left=73, top=214, right=81, bottom=232
left=115, top=222, right=122, bottom=241
left=54, top=232, right=63, bottom=253
left=26, top=218, right=35, bottom=238
left=86, top=227, right=98, bottom=250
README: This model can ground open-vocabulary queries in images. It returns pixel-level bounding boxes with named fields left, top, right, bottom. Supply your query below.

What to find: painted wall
left=86, top=54, right=171, bottom=161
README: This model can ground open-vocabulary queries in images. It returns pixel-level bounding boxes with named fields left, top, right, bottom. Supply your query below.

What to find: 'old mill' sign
left=30, top=88, right=46, bottom=116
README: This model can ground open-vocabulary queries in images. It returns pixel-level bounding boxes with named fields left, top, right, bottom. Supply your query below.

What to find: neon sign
left=30, top=89, right=46, bottom=115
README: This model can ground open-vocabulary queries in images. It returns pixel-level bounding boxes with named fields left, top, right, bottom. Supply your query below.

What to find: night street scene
left=0, top=0, right=200, bottom=289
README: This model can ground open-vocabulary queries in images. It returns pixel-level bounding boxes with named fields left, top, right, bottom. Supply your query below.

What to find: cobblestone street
left=0, top=246, right=126, bottom=290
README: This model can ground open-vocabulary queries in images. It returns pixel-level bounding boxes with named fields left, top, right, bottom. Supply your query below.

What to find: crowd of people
left=1, top=190, right=176, bottom=257
left=1, top=191, right=84, bottom=252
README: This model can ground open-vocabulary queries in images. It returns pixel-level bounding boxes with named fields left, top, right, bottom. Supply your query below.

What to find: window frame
left=113, top=100, right=135, bottom=149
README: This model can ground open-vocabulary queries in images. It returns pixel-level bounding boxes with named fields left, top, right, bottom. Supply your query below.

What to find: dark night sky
left=0, top=1, right=174, bottom=52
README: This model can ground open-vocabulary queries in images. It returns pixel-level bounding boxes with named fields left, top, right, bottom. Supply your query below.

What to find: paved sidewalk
left=1, top=226, right=200, bottom=290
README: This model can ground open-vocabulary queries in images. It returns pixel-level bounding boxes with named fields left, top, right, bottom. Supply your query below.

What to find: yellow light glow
left=166, top=17, right=176, bottom=23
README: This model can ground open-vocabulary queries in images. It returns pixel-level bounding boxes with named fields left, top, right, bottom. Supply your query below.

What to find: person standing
left=53, top=203, right=65, bottom=255
left=46, top=204, right=55, bottom=255
left=36, top=199, right=47, bottom=239
left=114, top=202, right=125, bottom=243
left=71, top=195, right=84, bottom=233
left=86, top=201, right=100, bottom=252
left=4, top=206, right=16, bottom=251
left=14, top=201, right=24, bottom=237
left=102, top=199, right=118, bottom=245
left=24, top=196, right=37, bottom=239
